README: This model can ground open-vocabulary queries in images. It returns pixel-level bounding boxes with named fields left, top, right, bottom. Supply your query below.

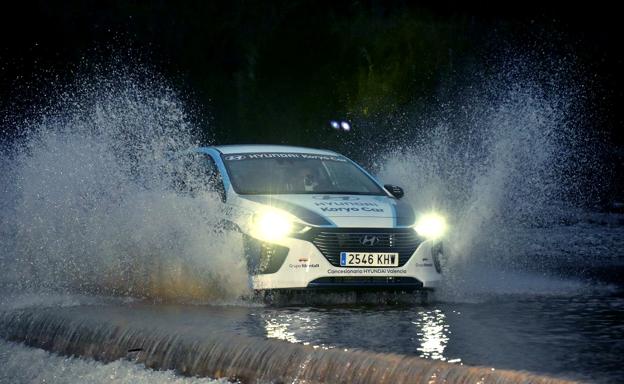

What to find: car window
left=222, top=152, right=385, bottom=195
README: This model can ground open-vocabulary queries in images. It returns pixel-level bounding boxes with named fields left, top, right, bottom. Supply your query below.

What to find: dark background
left=1, top=1, right=622, bottom=203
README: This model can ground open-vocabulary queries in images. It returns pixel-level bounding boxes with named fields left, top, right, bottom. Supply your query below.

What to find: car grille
left=309, top=228, right=422, bottom=267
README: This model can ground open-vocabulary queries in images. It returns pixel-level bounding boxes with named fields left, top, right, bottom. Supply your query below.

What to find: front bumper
left=248, top=229, right=443, bottom=290
left=307, top=276, right=424, bottom=291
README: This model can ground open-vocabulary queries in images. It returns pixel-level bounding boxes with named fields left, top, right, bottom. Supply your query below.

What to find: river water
left=2, top=278, right=622, bottom=383
left=251, top=290, right=624, bottom=383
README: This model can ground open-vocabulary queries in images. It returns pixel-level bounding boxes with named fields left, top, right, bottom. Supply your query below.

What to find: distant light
left=340, top=121, right=351, bottom=131
left=330, top=120, right=340, bottom=129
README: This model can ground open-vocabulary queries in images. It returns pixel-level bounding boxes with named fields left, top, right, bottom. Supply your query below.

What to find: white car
left=180, top=145, right=446, bottom=292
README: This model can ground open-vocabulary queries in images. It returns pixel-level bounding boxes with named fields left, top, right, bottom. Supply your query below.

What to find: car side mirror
left=384, top=184, right=404, bottom=199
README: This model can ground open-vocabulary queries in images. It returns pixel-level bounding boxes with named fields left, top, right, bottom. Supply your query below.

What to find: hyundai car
left=175, top=145, right=446, bottom=292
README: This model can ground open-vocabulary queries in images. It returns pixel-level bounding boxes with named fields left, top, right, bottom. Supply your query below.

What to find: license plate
left=340, top=252, right=399, bottom=267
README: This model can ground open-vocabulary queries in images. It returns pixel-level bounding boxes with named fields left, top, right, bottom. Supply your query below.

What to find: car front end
left=247, top=224, right=444, bottom=291
left=212, top=146, right=446, bottom=292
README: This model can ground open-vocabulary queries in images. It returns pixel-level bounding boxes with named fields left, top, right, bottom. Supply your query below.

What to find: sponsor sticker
left=312, top=199, right=386, bottom=213
left=414, top=258, right=433, bottom=267
left=289, top=263, right=320, bottom=269
left=224, top=153, right=347, bottom=162
left=327, top=268, right=408, bottom=274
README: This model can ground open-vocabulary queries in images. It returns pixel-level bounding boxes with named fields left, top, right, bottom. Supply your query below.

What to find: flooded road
left=250, top=291, right=624, bottom=383
left=3, top=285, right=621, bottom=383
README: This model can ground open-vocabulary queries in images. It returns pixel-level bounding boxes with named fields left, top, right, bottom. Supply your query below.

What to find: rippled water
left=3, top=286, right=620, bottom=383
left=245, top=290, right=624, bottom=383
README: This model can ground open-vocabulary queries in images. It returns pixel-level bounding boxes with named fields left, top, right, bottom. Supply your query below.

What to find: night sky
left=1, top=1, right=622, bottom=190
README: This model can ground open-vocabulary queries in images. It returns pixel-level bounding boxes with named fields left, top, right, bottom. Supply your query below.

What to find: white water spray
left=377, top=58, right=603, bottom=298
left=0, top=68, right=249, bottom=302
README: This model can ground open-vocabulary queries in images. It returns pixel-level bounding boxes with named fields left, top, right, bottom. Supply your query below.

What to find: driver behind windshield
left=286, top=163, right=320, bottom=192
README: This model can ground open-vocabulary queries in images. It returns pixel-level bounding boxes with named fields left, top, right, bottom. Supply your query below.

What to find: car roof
left=208, top=144, right=340, bottom=156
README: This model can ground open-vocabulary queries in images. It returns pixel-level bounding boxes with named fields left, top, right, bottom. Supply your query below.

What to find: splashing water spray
left=377, top=53, right=602, bottom=300
left=0, top=66, right=249, bottom=303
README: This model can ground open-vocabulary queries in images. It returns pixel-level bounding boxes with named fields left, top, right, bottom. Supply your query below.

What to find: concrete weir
left=0, top=304, right=576, bottom=384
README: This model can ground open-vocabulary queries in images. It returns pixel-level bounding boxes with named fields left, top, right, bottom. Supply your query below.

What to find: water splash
left=377, top=54, right=605, bottom=299
left=0, top=339, right=222, bottom=384
left=0, top=67, right=249, bottom=302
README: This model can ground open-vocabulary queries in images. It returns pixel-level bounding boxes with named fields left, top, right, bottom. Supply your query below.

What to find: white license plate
left=340, top=252, right=399, bottom=267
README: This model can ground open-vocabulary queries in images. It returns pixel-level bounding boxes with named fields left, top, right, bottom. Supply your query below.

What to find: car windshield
left=222, top=152, right=386, bottom=195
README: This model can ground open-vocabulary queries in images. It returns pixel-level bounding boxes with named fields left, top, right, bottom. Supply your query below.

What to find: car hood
left=238, top=194, right=416, bottom=227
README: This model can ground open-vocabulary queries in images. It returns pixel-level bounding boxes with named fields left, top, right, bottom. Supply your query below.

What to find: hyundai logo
left=360, top=235, right=379, bottom=246
left=313, top=195, right=360, bottom=201
left=225, top=155, right=246, bottom=160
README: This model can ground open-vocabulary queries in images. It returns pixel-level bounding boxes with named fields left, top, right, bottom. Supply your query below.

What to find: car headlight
left=253, top=210, right=293, bottom=241
left=252, top=209, right=311, bottom=242
left=414, top=212, right=447, bottom=239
